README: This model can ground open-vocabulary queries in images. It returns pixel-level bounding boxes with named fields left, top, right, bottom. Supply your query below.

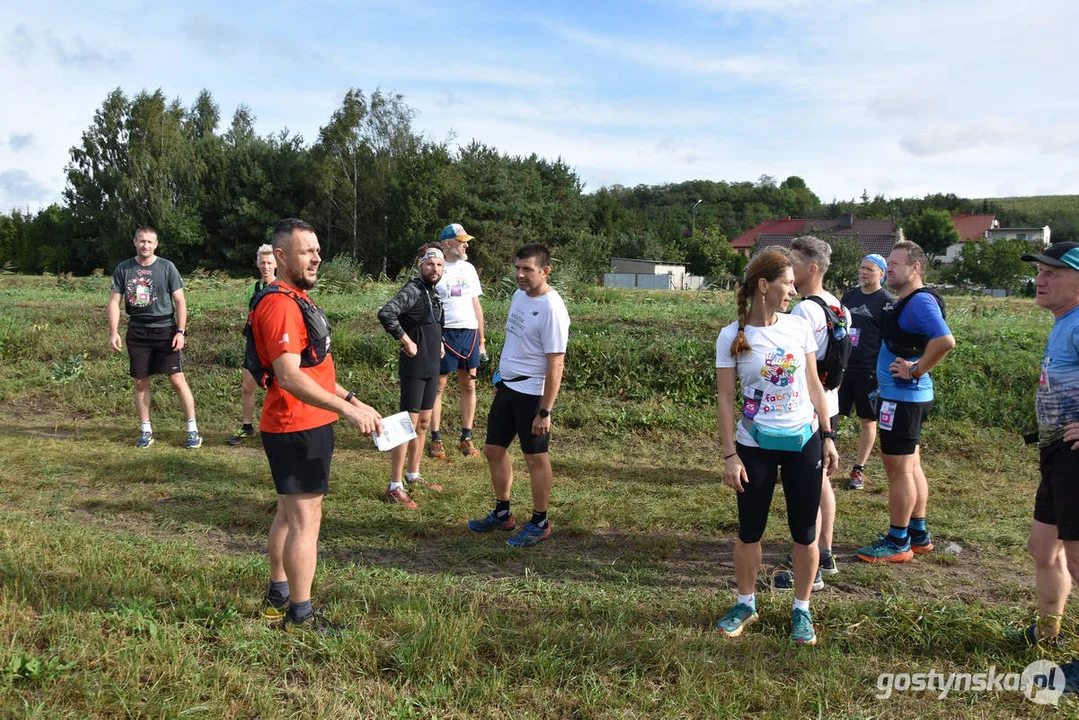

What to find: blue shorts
left=439, top=328, right=481, bottom=375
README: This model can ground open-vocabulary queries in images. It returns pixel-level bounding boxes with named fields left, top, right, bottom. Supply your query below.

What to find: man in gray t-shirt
left=107, top=226, right=201, bottom=449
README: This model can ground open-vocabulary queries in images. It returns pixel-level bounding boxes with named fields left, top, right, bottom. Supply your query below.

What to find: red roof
left=731, top=218, right=807, bottom=248
left=950, top=213, right=996, bottom=242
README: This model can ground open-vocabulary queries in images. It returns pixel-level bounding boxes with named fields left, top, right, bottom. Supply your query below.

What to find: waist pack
left=749, top=422, right=815, bottom=452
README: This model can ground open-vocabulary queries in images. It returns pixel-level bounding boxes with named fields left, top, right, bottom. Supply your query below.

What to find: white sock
left=737, top=593, right=756, bottom=611
left=140, top=421, right=152, bottom=433
left=389, top=481, right=404, bottom=491
left=405, top=472, right=420, bottom=481
left=794, top=598, right=810, bottom=613
left=186, top=418, right=198, bottom=433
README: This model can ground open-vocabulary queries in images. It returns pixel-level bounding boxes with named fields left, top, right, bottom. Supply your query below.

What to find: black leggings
left=735, top=434, right=823, bottom=546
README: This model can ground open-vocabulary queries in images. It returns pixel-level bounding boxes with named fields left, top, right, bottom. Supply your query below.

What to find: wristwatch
left=820, top=429, right=837, bottom=441
left=176, top=329, right=186, bottom=336
left=537, top=408, right=551, bottom=419
left=910, top=362, right=921, bottom=379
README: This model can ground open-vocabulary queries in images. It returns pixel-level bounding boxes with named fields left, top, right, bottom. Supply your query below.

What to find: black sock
left=431, top=430, right=442, bottom=442
left=289, top=600, right=313, bottom=621
left=495, top=500, right=511, bottom=518
left=461, top=428, right=473, bottom=441
left=268, top=579, right=289, bottom=603
left=531, top=510, right=548, bottom=528
left=853, top=464, right=865, bottom=471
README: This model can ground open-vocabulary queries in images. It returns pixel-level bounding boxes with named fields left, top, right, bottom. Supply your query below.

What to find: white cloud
left=8, top=133, right=34, bottom=151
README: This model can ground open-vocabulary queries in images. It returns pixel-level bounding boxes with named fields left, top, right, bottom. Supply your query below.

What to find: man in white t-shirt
left=429, top=223, right=488, bottom=459
left=774, top=235, right=852, bottom=590
left=467, top=243, right=570, bottom=548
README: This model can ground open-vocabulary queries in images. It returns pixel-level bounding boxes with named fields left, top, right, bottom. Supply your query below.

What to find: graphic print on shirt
left=447, top=276, right=472, bottom=298
left=125, top=268, right=157, bottom=309
left=760, top=347, right=799, bottom=387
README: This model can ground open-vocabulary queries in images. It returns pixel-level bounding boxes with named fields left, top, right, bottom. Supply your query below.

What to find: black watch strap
left=537, top=408, right=551, bottom=418
left=820, top=429, right=837, bottom=441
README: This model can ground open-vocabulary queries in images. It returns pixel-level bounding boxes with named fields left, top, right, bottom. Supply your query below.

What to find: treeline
left=1, top=86, right=1076, bottom=281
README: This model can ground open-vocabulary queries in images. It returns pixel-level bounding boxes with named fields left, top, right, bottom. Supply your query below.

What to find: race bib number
left=849, top=327, right=861, bottom=347
left=742, top=389, right=763, bottom=420
left=879, top=400, right=897, bottom=431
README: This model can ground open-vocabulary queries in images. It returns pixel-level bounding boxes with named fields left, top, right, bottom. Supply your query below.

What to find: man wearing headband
left=839, top=253, right=895, bottom=490
left=377, top=243, right=446, bottom=508
left=430, top=222, right=488, bottom=459
left=1016, top=241, right=1079, bottom=686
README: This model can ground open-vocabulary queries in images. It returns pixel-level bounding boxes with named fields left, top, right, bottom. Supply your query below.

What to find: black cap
left=1021, top=241, right=1079, bottom=271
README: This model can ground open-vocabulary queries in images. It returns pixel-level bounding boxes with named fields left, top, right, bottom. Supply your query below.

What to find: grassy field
left=0, top=273, right=1075, bottom=718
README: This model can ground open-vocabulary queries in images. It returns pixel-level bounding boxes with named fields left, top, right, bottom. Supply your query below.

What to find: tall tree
left=903, top=208, right=960, bottom=258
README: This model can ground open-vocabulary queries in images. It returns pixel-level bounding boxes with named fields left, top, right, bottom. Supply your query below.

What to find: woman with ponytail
left=713, top=248, right=839, bottom=646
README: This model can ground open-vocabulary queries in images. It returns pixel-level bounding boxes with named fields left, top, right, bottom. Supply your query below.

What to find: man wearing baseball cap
left=430, top=223, right=488, bottom=459
left=1017, top=240, right=1079, bottom=692
left=839, top=254, right=895, bottom=490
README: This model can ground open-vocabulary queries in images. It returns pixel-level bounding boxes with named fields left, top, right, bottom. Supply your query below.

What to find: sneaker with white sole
left=716, top=603, right=759, bottom=638
left=791, top=608, right=817, bottom=645
left=135, top=431, right=154, bottom=449
left=184, top=431, right=203, bottom=449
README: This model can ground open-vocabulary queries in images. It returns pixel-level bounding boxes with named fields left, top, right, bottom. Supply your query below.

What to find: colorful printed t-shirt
left=110, top=257, right=184, bottom=327
left=716, top=313, right=819, bottom=448
left=251, top=281, right=338, bottom=433
left=1037, top=304, right=1079, bottom=446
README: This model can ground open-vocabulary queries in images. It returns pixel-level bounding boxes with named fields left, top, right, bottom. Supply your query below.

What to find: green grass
left=0, top=275, right=1075, bottom=718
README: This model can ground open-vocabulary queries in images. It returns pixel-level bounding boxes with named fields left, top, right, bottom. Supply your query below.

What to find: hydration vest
left=881, top=287, right=946, bottom=359
left=243, top=284, right=332, bottom=389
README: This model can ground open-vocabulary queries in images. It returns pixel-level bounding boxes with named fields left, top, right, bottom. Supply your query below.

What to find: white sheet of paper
left=372, top=411, right=416, bottom=451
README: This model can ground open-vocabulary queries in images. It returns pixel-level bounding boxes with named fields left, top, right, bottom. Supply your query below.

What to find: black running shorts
left=1034, top=439, right=1079, bottom=541
left=126, top=325, right=183, bottom=378
left=838, top=370, right=879, bottom=420
left=400, top=375, right=438, bottom=413
left=484, top=382, right=549, bottom=454
left=878, top=400, right=933, bottom=456
left=261, top=423, right=334, bottom=495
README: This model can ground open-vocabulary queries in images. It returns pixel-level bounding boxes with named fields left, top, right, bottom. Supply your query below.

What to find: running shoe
left=184, top=431, right=203, bottom=449
left=716, top=603, right=759, bottom=638
left=227, top=426, right=256, bottom=446
left=383, top=486, right=418, bottom=509
left=856, top=535, right=913, bottom=563
left=467, top=511, right=516, bottom=533
left=1061, top=659, right=1079, bottom=694
left=135, top=431, right=154, bottom=449
left=427, top=440, right=447, bottom=460
left=847, top=467, right=865, bottom=490
left=819, top=553, right=839, bottom=576
left=280, top=609, right=345, bottom=637
left=259, top=593, right=289, bottom=620
left=1006, top=623, right=1067, bottom=649
left=909, top=530, right=934, bottom=554
left=506, top=521, right=551, bottom=548
left=774, top=568, right=825, bottom=591
left=406, top=476, right=444, bottom=491
left=459, top=438, right=481, bottom=457
left=791, top=608, right=817, bottom=646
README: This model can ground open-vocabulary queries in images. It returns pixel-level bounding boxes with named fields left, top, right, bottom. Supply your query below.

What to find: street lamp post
left=691, top=199, right=703, bottom=236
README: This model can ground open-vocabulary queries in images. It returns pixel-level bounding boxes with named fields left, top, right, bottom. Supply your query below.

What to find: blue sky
left=2, top=0, right=1077, bottom=211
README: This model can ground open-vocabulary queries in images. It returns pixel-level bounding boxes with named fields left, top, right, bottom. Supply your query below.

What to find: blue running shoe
left=1061, top=659, right=1078, bottom=694
left=774, top=568, right=825, bottom=591
left=856, top=535, right=913, bottom=563
left=135, top=431, right=154, bottom=449
left=716, top=603, right=759, bottom=638
left=791, top=608, right=817, bottom=645
left=506, top=521, right=551, bottom=547
left=184, top=431, right=203, bottom=449
left=468, top=511, right=515, bottom=533
left=909, top=530, right=934, bottom=554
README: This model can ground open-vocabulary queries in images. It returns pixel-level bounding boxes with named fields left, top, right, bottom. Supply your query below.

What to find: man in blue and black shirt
left=857, top=240, right=955, bottom=564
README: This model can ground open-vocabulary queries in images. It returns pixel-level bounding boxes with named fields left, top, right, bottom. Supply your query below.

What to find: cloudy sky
left=2, top=0, right=1077, bottom=211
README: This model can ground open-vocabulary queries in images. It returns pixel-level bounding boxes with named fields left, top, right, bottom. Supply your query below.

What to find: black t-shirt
left=840, top=287, right=896, bottom=371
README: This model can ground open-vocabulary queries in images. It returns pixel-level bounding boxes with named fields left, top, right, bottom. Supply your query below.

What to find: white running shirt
left=435, top=260, right=483, bottom=329
left=790, top=290, right=851, bottom=418
left=499, top=288, right=570, bottom=396
left=716, top=313, right=818, bottom=448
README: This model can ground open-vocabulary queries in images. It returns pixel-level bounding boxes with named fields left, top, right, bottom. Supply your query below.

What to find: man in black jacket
left=377, top=244, right=446, bottom=508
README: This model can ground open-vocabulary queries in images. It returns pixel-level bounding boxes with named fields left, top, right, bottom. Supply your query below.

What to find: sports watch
left=537, top=408, right=551, bottom=419
left=819, top=429, right=837, bottom=441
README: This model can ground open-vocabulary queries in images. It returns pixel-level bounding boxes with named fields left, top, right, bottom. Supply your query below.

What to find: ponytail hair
left=729, top=248, right=793, bottom=357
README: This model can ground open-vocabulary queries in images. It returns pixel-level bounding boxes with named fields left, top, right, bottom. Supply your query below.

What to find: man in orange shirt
left=250, top=218, right=382, bottom=635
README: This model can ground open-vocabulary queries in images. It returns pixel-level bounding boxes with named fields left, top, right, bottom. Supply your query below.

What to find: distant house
left=605, top=257, right=705, bottom=290
left=730, top=214, right=900, bottom=257
left=940, top=213, right=1051, bottom=263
